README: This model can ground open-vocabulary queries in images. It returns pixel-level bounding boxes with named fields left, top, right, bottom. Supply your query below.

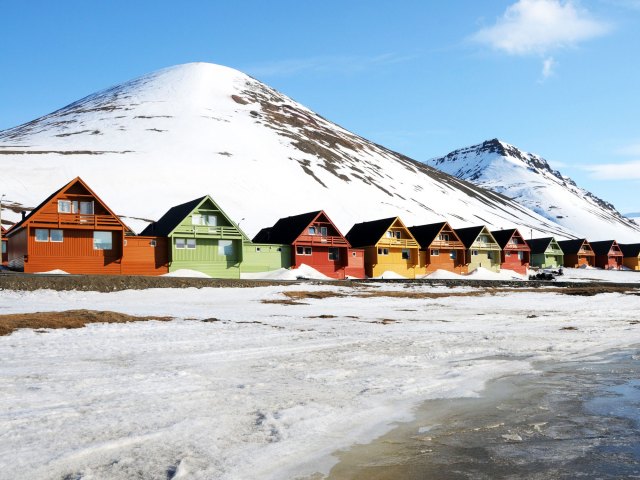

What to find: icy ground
left=1, top=282, right=639, bottom=479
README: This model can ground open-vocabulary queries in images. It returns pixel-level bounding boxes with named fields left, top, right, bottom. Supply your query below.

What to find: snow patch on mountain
left=426, top=139, right=640, bottom=242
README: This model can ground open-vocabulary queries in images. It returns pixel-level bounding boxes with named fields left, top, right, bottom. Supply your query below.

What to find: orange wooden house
left=5, top=177, right=167, bottom=275
left=1, top=226, right=7, bottom=266
left=556, top=239, right=595, bottom=268
left=408, top=222, right=466, bottom=275
left=490, top=228, right=531, bottom=275
left=590, top=240, right=623, bottom=270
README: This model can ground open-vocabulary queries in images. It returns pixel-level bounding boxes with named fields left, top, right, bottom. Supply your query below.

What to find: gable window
left=50, top=229, right=63, bottom=243
left=58, top=200, right=72, bottom=213
left=430, top=249, right=439, bottom=256
left=402, top=249, right=410, bottom=260
left=308, top=226, right=317, bottom=235
left=93, top=231, right=112, bottom=250
left=438, top=233, right=449, bottom=241
left=386, top=231, right=393, bottom=238
left=35, top=229, right=49, bottom=242
left=479, top=235, right=489, bottom=244
left=79, top=201, right=94, bottom=215
left=219, top=240, right=233, bottom=256
left=395, top=231, right=401, bottom=239
left=192, top=214, right=202, bottom=225
left=187, top=239, right=196, bottom=249
left=176, top=238, right=186, bottom=249
left=320, top=226, right=328, bottom=236
left=328, top=247, right=339, bottom=261
left=378, top=247, right=389, bottom=255
left=449, top=250, right=457, bottom=259
left=509, top=237, right=519, bottom=245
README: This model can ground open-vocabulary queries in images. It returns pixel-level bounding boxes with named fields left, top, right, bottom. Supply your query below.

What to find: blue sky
left=1, top=0, right=639, bottom=212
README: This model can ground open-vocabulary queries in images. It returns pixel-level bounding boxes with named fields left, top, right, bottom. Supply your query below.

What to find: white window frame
left=386, top=231, right=393, bottom=238
left=186, top=239, right=196, bottom=250
left=430, top=249, right=440, bottom=256
left=192, top=214, right=202, bottom=225
left=50, top=229, right=63, bottom=243
left=304, top=247, right=312, bottom=255
left=219, top=240, right=233, bottom=256
left=328, top=247, right=339, bottom=261
left=58, top=200, right=72, bottom=214
left=93, top=231, right=113, bottom=251
left=255, top=247, right=261, bottom=252
left=395, top=231, right=401, bottom=239
left=296, top=246, right=312, bottom=256
left=79, top=201, right=93, bottom=215
left=35, top=229, right=49, bottom=242
left=176, top=238, right=186, bottom=249
left=438, top=233, right=449, bottom=241
left=320, top=226, right=328, bottom=236
left=150, top=240, right=156, bottom=247
left=308, top=226, right=316, bottom=235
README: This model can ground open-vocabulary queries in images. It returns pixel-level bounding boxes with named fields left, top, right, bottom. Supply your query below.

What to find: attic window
left=58, top=200, right=73, bottom=214
left=308, top=227, right=317, bottom=235
left=320, top=227, right=328, bottom=236
left=395, top=231, right=401, bottom=239
left=438, top=234, right=449, bottom=241
left=386, top=231, right=393, bottom=238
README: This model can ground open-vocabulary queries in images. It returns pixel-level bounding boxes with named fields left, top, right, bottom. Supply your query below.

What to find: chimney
left=21, top=211, right=26, bottom=220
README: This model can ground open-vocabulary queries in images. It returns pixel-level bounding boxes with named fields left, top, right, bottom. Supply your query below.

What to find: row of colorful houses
left=1, top=177, right=639, bottom=277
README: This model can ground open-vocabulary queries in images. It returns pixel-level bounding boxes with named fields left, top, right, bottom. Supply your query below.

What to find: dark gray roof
left=252, top=211, right=321, bottom=245
left=589, top=240, right=620, bottom=256
left=140, top=196, right=206, bottom=237
left=345, top=217, right=396, bottom=248
left=527, top=237, right=556, bottom=254
left=557, top=239, right=591, bottom=255
left=455, top=226, right=485, bottom=249
left=619, top=243, right=640, bottom=257
left=408, top=222, right=448, bottom=249
left=490, top=229, right=530, bottom=250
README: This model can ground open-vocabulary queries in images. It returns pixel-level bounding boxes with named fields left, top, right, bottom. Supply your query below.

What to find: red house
left=590, top=240, right=623, bottom=270
left=1, top=226, right=7, bottom=266
left=491, top=228, right=531, bottom=275
left=5, top=177, right=167, bottom=275
left=253, top=210, right=364, bottom=279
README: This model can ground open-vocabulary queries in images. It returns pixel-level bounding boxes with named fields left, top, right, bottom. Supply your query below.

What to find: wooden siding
left=122, top=236, right=169, bottom=276
left=622, top=256, right=640, bottom=271
left=241, top=243, right=292, bottom=273
left=563, top=253, right=595, bottom=268
left=344, top=248, right=365, bottom=278
left=501, top=250, right=529, bottom=275
left=292, top=244, right=348, bottom=279
left=466, top=249, right=501, bottom=273
left=418, top=248, right=467, bottom=275
left=169, top=237, right=242, bottom=278
left=366, top=246, right=419, bottom=278
left=7, top=228, right=27, bottom=270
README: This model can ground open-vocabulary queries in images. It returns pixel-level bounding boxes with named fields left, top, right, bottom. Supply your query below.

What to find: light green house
left=527, top=237, right=564, bottom=268
left=141, top=196, right=290, bottom=278
left=455, top=225, right=502, bottom=273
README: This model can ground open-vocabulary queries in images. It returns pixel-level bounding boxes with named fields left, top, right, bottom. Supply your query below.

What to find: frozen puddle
left=327, top=348, right=640, bottom=479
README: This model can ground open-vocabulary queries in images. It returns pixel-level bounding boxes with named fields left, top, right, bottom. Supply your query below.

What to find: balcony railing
left=378, top=238, right=420, bottom=248
left=31, top=213, right=122, bottom=228
left=504, top=243, right=531, bottom=251
left=174, top=225, right=244, bottom=238
left=296, top=234, right=349, bottom=246
left=428, top=239, right=465, bottom=249
left=473, top=241, right=501, bottom=250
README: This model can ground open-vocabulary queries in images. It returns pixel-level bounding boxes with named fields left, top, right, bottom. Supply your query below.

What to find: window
left=402, top=249, right=410, bottom=260
left=509, top=237, right=519, bottom=245
left=320, top=226, right=328, bottom=236
left=123, top=239, right=128, bottom=247
left=352, top=251, right=357, bottom=257
left=58, top=200, right=72, bottom=213
left=1, top=242, right=5, bottom=254
left=479, top=235, right=488, bottom=244
left=471, top=250, right=479, bottom=256
left=50, top=229, right=63, bottom=243
left=438, top=233, right=449, bottom=241
left=395, top=231, right=401, bottom=239
left=506, top=251, right=512, bottom=257
left=255, top=247, right=261, bottom=252
left=487, top=251, right=493, bottom=260
left=219, top=240, right=233, bottom=256
left=378, top=247, right=389, bottom=255
left=205, top=215, right=216, bottom=226
left=304, top=247, right=312, bottom=255
left=176, top=238, right=186, bottom=249
left=192, top=214, right=202, bottom=225
left=187, top=239, right=196, bottom=249
left=93, top=231, right=112, bottom=250
left=277, top=247, right=282, bottom=252
left=79, top=201, right=94, bottom=214
left=308, top=226, right=316, bottom=235
left=518, top=251, right=524, bottom=260
left=150, top=240, right=156, bottom=247
left=296, top=246, right=312, bottom=255
left=430, top=249, right=439, bottom=256
left=449, top=250, right=457, bottom=259
left=328, top=248, right=339, bottom=261
left=386, top=231, right=393, bottom=238
left=35, top=229, right=49, bottom=242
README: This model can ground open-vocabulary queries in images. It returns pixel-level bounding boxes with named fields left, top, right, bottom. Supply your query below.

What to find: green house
left=527, top=237, right=564, bottom=268
left=142, top=196, right=289, bottom=278
left=455, top=225, right=502, bottom=273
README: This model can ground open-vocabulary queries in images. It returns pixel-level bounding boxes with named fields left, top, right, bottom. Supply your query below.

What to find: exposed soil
left=0, top=310, right=172, bottom=336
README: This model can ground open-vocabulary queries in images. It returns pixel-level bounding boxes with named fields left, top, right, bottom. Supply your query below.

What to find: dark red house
left=490, top=228, right=531, bottom=275
left=253, top=210, right=364, bottom=279
left=590, top=240, right=623, bottom=270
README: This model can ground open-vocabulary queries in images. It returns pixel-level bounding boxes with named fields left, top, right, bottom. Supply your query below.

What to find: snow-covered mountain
left=426, top=139, right=640, bottom=243
left=1, top=63, right=575, bottom=238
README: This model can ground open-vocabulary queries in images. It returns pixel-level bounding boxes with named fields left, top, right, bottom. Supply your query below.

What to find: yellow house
left=620, top=243, right=640, bottom=271
left=345, top=217, right=420, bottom=278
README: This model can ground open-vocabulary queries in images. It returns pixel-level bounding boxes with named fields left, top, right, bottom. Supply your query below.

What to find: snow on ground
left=34, top=269, right=70, bottom=275
left=162, top=269, right=212, bottom=278
left=1, top=282, right=640, bottom=479
left=551, top=267, right=640, bottom=283
left=241, top=264, right=330, bottom=281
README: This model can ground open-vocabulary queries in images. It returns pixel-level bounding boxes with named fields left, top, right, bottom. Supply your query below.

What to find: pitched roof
left=252, top=211, right=321, bottom=245
left=619, top=243, right=640, bottom=257
left=140, top=196, right=207, bottom=237
left=527, top=237, right=555, bottom=254
left=6, top=177, right=130, bottom=236
left=490, top=229, right=517, bottom=249
left=345, top=217, right=396, bottom=248
left=408, top=222, right=448, bottom=249
left=454, top=226, right=485, bottom=249
left=589, top=240, right=620, bottom=256
left=557, top=239, right=591, bottom=255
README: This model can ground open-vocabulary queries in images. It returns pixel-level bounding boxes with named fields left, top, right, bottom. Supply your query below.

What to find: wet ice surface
left=328, top=349, right=640, bottom=480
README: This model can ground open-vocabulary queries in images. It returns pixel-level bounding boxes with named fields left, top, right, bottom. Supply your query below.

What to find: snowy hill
left=426, top=139, right=640, bottom=243
left=1, top=63, right=574, bottom=238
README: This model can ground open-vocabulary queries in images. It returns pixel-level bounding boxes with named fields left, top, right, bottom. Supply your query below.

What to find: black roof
left=490, top=229, right=518, bottom=249
left=527, top=237, right=556, bottom=254
left=619, top=243, right=640, bottom=257
left=557, top=239, right=589, bottom=254
left=454, top=226, right=486, bottom=249
left=589, top=240, right=619, bottom=256
left=345, top=217, right=396, bottom=248
left=408, top=222, right=448, bottom=249
left=252, top=211, right=321, bottom=244
left=141, top=196, right=206, bottom=237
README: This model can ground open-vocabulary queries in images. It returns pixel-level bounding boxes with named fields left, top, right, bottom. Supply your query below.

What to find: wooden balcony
left=296, top=234, right=349, bottom=246
left=504, top=243, right=531, bottom=252
left=429, top=239, right=465, bottom=249
left=377, top=238, right=420, bottom=248
left=31, top=213, right=122, bottom=229
left=173, top=225, right=244, bottom=238
left=472, top=241, right=501, bottom=250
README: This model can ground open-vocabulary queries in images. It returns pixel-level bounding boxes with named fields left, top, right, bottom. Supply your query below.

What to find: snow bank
left=467, top=267, right=526, bottom=281
left=372, top=270, right=407, bottom=279
left=162, top=269, right=212, bottom=278
left=34, top=269, right=69, bottom=275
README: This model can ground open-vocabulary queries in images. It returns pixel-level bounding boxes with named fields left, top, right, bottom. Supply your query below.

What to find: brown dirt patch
left=0, top=310, right=172, bottom=336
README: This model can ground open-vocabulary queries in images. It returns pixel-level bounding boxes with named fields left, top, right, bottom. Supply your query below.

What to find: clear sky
left=1, top=0, right=639, bottom=213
